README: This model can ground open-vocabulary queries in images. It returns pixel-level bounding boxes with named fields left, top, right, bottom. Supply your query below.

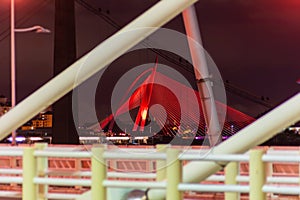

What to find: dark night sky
left=0, top=0, right=299, bottom=120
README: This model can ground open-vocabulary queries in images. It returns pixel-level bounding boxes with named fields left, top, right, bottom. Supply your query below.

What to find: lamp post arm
left=15, top=25, right=51, bottom=33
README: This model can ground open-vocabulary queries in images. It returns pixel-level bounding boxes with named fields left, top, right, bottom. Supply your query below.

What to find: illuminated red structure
left=99, top=65, right=255, bottom=140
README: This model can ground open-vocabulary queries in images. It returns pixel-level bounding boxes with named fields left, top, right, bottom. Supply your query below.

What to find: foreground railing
left=0, top=144, right=299, bottom=199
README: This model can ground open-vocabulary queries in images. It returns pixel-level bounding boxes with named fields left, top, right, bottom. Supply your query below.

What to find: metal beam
left=147, top=92, right=300, bottom=199
left=182, top=5, right=221, bottom=146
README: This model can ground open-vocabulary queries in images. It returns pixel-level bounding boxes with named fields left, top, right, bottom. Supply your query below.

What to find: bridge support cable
left=182, top=5, right=222, bottom=146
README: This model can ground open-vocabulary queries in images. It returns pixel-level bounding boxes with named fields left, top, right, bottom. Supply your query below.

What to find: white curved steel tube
left=148, top=93, right=300, bottom=199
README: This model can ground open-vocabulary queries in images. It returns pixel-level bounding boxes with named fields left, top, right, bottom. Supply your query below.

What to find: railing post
left=166, top=147, right=182, bottom=200
left=225, top=161, right=239, bottom=200
left=91, top=145, right=106, bottom=200
left=35, top=143, right=48, bottom=200
left=249, top=149, right=266, bottom=200
left=156, top=144, right=167, bottom=181
left=23, top=146, right=37, bottom=200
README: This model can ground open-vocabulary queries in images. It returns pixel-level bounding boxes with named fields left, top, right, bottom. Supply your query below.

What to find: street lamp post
left=10, top=0, right=50, bottom=145
left=10, top=0, right=16, bottom=146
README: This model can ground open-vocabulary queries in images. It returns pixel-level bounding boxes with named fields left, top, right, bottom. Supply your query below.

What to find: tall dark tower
left=52, top=0, right=79, bottom=144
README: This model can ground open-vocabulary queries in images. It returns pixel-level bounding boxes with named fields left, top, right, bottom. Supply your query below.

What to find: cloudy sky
left=0, top=0, right=299, bottom=119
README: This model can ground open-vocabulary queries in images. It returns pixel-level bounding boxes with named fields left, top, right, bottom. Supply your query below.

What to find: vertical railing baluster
left=225, top=161, right=239, bottom=200
left=166, top=147, right=182, bottom=200
left=23, top=147, right=37, bottom=200
left=92, top=145, right=106, bottom=200
left=249, top=149, right=266, bottom=200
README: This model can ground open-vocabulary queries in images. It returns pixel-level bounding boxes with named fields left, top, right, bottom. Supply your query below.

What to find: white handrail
left=267, top=176, right=300, bottom=184
left=103, top=180, right=166, bottom=189
left=0, top=177, right=23, bottom=184
left=263, top=185, right=300, bottom=195
left=34, top=177, right=91, bottom=187
left=179, top=153, right=249, bottom=162
left=0, top=191, right=21, bottom=198
left=0, top=168, right=22, bottom=175
left=0, top=145, right=299, bottom=199
left=0, top=150, right=23, bottom=156
left=178, top=184, right=250, bottom=193
left=107, top=172, right=156, bottom=179
left=263, top=154, right=300, bottom=162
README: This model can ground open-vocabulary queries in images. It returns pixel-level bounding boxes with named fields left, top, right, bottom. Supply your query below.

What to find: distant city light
left=7, top=136, right=25, bottom=142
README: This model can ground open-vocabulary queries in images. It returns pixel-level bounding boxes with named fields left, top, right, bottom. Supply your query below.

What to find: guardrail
left=96, top=146, right=300, bottom=200
left=0, top=144, right=299, bottom=199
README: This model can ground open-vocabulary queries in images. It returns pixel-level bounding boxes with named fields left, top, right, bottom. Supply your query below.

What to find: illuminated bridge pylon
left=97, top=63, right=255, bottom=139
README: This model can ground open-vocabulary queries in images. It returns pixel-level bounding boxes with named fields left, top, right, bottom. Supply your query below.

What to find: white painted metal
left=0, top=176, right=23, bottom=184
left=0, top=168, right=22, bottom=175
left=178, top=184, right=250, bottom=193
left=0, top=191, right=21, bottom=198
left=0, top=151, right=23, bottom=156
left=0, top=145, right=298, bottom=199
left=0, top=146, right=24, bottom=150
left=263, top=185, right=300, bottom=195
left=148, top=93, right=300, bottom=199
left=104, top=180, right=166, bottom=189
left=179, top=153, right=249, bottom=162
left=206, top=175, right=300, bottom=184
left=263, top=155, right=300, bottom=162
left=34, top=177, right=91, bottom=186
left=206, top=174, right=225, bottom=182
left=182, top=5, right=221, bottom=146
left=267, top=150, right=300, bottom=155
left=236, top=175, right=249, bottom=182
left=183, top=93, right=300, bottom=179
left=108, top=172, right=156, bottom=179
left=267, top=176, right=300, bottom=184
